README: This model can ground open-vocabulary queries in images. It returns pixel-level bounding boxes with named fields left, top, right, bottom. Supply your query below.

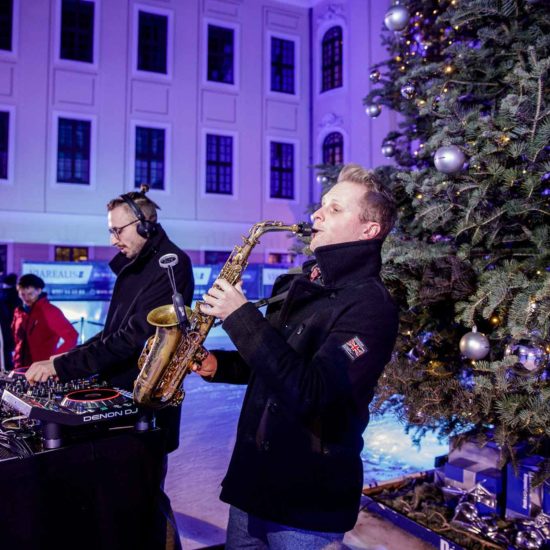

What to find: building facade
left=0, top=0, right=393, bottom=272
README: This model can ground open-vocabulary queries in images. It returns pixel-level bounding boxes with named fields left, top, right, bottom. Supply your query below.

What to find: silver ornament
left=400, top=82, right=416, bottom=100
left=316, top=174, right=328, bottom=184
left=381, top=141, right=396, bottom=157
left=459, top=327, right=490, bottom=360
left=434, top=145, right=466, bottom=174
left=365, top=104, right=381, bottom=118
left=505, top=341, right=548, bottom=372
left=384, top=5, right=410, bottom=32
left=369, top=69, right=381, bottom=83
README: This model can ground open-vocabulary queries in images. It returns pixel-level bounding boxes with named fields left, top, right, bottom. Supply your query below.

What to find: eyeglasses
left=108, top=219, right=138, bottom=239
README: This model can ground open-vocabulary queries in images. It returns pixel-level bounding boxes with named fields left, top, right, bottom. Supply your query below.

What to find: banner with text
left=22, top=261, right=116, bottom=301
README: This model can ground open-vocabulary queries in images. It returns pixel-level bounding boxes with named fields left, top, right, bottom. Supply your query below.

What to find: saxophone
left=133, top=220, right=312, bottom=408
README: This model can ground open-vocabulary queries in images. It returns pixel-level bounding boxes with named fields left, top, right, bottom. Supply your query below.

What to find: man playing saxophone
left=194, top=163, right=399, bottom=549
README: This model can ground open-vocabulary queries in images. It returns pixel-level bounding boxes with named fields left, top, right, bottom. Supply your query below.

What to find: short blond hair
left=337, top=163, right=397, bottom=240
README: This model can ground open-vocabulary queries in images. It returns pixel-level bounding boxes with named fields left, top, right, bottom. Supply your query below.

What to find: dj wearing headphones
left=25, top=185, right=194, bottom=548
left=26, top=184, right=194, bottom=433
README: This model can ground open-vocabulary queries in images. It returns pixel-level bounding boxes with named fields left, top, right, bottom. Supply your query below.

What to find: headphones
left=120, top=185, right=158, bottom=239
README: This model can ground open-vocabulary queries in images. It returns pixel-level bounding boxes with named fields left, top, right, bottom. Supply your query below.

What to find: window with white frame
left=137, top=9, right=168, bottom=74
left=60, top=0, right=95, bottom=63
left=271, top=36, right=295, bottom=94
left=207, top=24, right=234, bottom=84
left=0, top=110, right=9, bottom=180
left=56, top=117, right=91, bottom=184
left=0, top=0, right=14, bottom=52
left=267, top=251, right=295, bottom=265
left=322, top=132, right=344, bottom=165
left=206, top=133, right=233, bottom=195
left=270, top=141, right=294, bottom=200
left=321, top=25, right=343, bottom=92
left=135, top=126, right=165, bottom=190
left=55, top=246, right=89, bottom=262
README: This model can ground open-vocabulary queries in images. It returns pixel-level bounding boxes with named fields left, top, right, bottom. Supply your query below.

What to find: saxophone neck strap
left=212, top=291, right=289, bottom=328
left=253, top=290, right=289, bottom=309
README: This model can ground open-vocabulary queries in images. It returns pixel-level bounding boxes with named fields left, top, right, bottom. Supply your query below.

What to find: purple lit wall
left=0, top=0, right=393, bottom=273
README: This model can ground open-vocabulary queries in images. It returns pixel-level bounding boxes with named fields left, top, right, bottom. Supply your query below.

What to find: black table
left=0, top=428, right=166, bottom=550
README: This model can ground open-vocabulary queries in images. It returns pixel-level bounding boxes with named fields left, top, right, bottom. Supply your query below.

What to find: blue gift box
left=444, top=458, right=503, bottom=514
left=505, top=455, right=545, bottom=519
left=448, top=432, right=529, bottom=470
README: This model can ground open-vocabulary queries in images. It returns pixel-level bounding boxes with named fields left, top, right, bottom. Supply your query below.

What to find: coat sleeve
left=54, top=312, right=152, bottom=380
left=209, top=349, right=252, bottom=385
left=46, top=304, right=79, bottom=354
left=221, top=298, right=398, bottom=421
left=11, top=308, right=26, bottom=369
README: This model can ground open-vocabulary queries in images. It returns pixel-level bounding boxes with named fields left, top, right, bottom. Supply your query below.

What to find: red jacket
left=11, top=295, right=78, bottom=368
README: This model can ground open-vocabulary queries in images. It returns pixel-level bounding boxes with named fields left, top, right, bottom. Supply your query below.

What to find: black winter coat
left=211, top=239, right=398, bottom=532
left=54, top=226, right=194, bottom=451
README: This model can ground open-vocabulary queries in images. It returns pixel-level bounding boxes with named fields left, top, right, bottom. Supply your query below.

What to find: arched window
left=322, top=132, right=343, bottom=165
left=321, top=26, right=343, bottom=92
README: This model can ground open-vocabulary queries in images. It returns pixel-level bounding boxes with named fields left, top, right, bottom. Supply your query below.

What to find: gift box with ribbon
left=443, top=457, right=503, bottom=515
left=506, top=455, right=545, bottom=519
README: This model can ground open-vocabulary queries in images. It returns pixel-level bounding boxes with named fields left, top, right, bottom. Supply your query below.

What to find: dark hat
left=17, top=274, right=45, bottom=289
left=2, top=273, right=17, bottom=286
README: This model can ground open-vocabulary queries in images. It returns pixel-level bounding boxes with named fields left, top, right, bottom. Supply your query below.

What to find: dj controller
left=0, top=370, right=151, bottom=455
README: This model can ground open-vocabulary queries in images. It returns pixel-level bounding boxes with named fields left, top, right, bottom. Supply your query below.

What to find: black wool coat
left=211, top=239, right=398, bottom=533
left=54, top=225, right=194, bottom=451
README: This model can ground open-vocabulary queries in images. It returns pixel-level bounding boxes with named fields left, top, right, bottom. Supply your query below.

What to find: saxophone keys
left=195, top=346, right=209, bottom=363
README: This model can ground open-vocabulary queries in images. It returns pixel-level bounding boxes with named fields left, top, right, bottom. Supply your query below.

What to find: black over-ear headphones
left=119, top=185, right=158, bottom=239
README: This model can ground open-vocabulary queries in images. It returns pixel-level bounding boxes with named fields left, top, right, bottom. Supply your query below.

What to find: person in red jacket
left=11, top=274, right=78, bottom=369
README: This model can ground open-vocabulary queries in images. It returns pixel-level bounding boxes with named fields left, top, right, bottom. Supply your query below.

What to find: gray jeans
left=226, top=505, right=346, bottom=550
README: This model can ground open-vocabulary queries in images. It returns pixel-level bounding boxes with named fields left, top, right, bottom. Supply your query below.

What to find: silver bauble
left=316, top=174, right=328, bottom=184
left=369, top=69, right=381, bottom=83
left=400, top=82, right=416, bottom=100
left=384, top=5, right=410, bottom=32
left=365, top=104, right=381, bottom=118
left=434, top=145, right=466, bottom=174
left=459, top=327, right=490, bottom=360
left=505, top=341, right=548, bottom=372
left=381, top=141, right=396, bottom=157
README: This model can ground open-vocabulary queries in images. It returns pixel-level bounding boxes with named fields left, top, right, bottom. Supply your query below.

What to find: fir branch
left=530, top=51, right=544, bottom=142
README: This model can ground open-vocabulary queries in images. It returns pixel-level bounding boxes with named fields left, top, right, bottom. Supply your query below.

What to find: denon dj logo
left=83, top=407, right=138, bottom=422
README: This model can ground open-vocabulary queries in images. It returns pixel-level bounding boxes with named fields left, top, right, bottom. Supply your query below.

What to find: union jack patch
left=341, top=336, right=368, bottom=360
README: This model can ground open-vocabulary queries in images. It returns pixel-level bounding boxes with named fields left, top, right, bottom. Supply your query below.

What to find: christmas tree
left=320, top=0, right=550, bottom=480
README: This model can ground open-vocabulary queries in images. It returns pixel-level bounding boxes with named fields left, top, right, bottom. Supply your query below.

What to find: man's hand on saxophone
left=200, top=279, right=247, bottom=321
left=192, top=353, right=218, bottom=379
left=192, top=278, right=247, bottom=380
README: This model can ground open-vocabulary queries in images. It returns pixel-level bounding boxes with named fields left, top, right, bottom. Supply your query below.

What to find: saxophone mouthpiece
left=296, top=223, right=313, bottom=237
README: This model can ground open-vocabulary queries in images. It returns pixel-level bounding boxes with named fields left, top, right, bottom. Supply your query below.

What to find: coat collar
left=304, top=239, right=383, bottom=288
left=21, top=292, right=48, bottom=313
left=109, top=224, right=166, bottom=276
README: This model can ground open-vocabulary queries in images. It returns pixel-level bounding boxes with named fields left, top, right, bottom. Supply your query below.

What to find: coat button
left=296, top=324, right=305, bottom=335
left=268, top=402, right=279, bottom=414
